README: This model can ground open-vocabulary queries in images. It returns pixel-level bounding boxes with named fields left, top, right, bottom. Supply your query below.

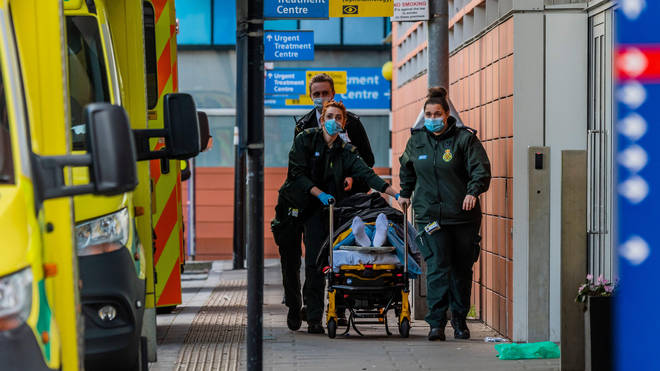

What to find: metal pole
left=187, top=158, right=196, bottom=260
left=245, top=0, right=264, bottom=369
left=233, top=0, right=248, bottom=270
left=427, top=0, right=449, bottom=89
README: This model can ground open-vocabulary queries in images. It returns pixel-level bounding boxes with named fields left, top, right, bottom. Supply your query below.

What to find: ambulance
left=0, top=1, right=139, bottom=370
left=63, top=0, right=203, bottom=369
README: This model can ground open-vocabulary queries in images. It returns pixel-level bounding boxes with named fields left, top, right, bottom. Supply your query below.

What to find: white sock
left=372, top=213, right=388, bottom=247
left=352, top=216, right=371, bottom=247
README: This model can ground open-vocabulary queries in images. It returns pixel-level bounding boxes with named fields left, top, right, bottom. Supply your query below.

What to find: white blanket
left=331, top=250, right=401, bottom=272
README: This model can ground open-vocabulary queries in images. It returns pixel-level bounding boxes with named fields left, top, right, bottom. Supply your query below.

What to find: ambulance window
left=144, top=2, right=158, bottom=110
left=66, top=16, right=111, bottom=150
left=0, top=72, right=14, bottom=184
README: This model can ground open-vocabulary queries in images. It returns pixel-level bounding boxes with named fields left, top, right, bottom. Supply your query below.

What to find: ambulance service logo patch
left=442, top=149, right=453, bottom=162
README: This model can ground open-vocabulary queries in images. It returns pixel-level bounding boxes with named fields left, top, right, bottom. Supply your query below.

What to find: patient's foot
left=372, top=213, right=388, bottom=247
left=352, top=216, right=371, bottom=247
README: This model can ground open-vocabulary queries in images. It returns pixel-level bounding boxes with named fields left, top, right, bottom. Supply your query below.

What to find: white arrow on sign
left=618, top=112, right=648, bottom=142
left=619, top=175, right=649, bottom=204
left=266, top=34, right=273, bottom=42
left=267, top=73, right=273, bottom=79
left=622, top=0, right=646, bottom=21
left=619, top=144, right=648, bottom=173
left=618, top=81, right=647, bottom=110
left=620, top=235, right=650, bottom=266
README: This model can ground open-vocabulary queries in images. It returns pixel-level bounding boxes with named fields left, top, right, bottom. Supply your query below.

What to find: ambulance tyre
left=399, top=318, right=410, bottom=338
left=327, top=319, right=337, bottom=339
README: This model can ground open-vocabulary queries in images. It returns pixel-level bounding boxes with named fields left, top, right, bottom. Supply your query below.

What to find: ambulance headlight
left=75, top=208, right=129, bottom=256
left=0, top=268, right=32, bottom=331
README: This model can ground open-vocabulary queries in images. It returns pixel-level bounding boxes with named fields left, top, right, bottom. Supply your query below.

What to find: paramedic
left=398, top=87, right=491, bottom=341
left=285, top=100, right=399, bottom=334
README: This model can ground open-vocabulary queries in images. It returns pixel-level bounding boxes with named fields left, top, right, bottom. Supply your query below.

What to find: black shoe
left=300, top=306, right=307, bottom=322
left=451, top=318, right=470, bottom=339
left=287, top=307, right=302, bottom=331
left=307, top=321, right=325, bottom=334
left=428, top=327, right=446, bottom=341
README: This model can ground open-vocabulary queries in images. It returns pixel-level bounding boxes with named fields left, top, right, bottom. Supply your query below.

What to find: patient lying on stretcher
left=331, top=214, right=422, bottom=277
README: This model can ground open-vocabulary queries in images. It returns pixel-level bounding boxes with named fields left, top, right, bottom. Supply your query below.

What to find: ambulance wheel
left=399, top=318, right=410, bottom=338
left=327, top=318, right=337, bottom=339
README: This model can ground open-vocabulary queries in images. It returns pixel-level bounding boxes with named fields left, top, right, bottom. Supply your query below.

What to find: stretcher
left=324, top=200, right=414, bottom=338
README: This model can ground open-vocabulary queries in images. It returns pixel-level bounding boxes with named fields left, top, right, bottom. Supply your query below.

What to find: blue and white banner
left=264, top=0, right=329, bottom=19
left=616, top=1, right=660, bottom=369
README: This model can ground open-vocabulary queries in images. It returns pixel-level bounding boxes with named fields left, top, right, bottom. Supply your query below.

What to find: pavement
left=149, top=259, right=560, bottom=371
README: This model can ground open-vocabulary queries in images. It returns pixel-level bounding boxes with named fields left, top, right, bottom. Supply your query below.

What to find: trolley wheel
left=327, top=318, right=337, bottom=339
left=399, top=318, right=410, bottom=338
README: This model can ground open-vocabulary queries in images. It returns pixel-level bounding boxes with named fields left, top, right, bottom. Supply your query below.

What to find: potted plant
left=576, top=274, right=616, bottom=371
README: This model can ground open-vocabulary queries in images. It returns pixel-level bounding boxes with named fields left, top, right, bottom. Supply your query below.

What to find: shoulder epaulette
left=410, top=127, right=425, bottom=134
left=460, top=126, right=478, bottom=136
left=347, top=111, right=360, bottom=121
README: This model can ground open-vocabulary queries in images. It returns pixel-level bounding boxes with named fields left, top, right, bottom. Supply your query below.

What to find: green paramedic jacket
left=278, top=128, right=390, bottom=211
left=399, top=117, right=491, bottom=225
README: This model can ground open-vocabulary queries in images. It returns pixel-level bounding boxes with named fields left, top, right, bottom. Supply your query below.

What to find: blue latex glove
left=317, top=192, right=335, bottom=206
left=395, top=193, right=400, bottom=200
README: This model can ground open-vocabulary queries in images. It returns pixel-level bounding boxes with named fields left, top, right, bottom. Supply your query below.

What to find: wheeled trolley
left=324, top=200, right=412, bottom=338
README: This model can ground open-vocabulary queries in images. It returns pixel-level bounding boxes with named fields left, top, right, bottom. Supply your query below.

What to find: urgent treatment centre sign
left=264, top=67, right=390, bottom=109
left=264, top=31, right=314, bottom=61
left=264, top=0, right=329, bottom=19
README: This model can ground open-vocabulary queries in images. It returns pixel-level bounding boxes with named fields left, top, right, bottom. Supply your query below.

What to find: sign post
left=615, top=2, right=660, bottom=370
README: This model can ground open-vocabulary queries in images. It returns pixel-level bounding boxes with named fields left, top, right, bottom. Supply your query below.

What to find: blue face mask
left=324, top=119, right=341, bottom=136
left=313, top=98, right=325, bottom=112
left=424, top=117, right=445, bottom=133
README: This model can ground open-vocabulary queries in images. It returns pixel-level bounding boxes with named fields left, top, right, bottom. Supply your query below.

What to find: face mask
left=313, top=98, right=325, bottom=112
left=324, top=119, right=341, bottom=136
left=424, top=117, right=445, bottom=133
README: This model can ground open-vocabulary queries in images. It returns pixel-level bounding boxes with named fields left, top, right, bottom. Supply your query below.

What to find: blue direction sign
left=264, top=67, right=390, bottom=109
left=265, top=70, right=307, bottom=95
left=616, top=2, right=660, bottom=370
left=264, top=31, right=314, bottom=61
left=264, top=0, right=329, bottom=19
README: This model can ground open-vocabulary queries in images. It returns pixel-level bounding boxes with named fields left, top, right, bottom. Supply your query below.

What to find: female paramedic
left=398, top=87, right=491, bottom=341
left=280, top=100, right=399, bottom=334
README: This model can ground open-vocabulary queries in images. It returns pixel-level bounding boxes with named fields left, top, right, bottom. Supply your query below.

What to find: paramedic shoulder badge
left=442, top=149, right=453, bottom=162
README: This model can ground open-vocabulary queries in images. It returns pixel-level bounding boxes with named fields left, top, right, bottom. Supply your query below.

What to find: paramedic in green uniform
left=284, top=100, right=399, bottom=334
left=398, top=87, right=491, bottom=341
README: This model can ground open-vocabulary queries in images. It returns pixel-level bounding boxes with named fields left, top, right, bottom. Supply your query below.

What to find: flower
left=575, top=273, right=618, bottom=304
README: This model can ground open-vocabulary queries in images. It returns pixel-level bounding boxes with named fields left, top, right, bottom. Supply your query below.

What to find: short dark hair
left=309, top=73, right=335, bottom=94
left=424, top=87, right=449, bottom=113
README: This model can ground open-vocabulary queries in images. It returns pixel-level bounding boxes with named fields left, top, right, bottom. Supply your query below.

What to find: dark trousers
left=416, top=220, right=481, bottom=328
left=302, top=208, right=327, bottom=323
left=272, top=200, right=303, bottom=310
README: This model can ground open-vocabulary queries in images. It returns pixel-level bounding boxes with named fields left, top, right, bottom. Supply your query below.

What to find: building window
left=176, top=0, right=212, bottom=44
left=343, top=18, right=384, bottom=45
left=300, top=19, right=341, bottom=45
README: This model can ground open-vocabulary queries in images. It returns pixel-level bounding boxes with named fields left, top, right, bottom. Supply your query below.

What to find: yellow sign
left=330, top=0, right=393, bottom=17
left=286, top=95, right=314, bottom=106
left=305, top=70, right=348, bottom=94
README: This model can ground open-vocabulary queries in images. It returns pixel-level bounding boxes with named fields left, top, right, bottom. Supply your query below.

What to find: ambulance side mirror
left=132, top=93, right=201, bottom=161
left=85, top=104, right=139, bottom=195
left=197, top=111, right=211, bottom=152
left=163, top=93, right=201, bottom=159
left=33, top=103, right=138, bottom=200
